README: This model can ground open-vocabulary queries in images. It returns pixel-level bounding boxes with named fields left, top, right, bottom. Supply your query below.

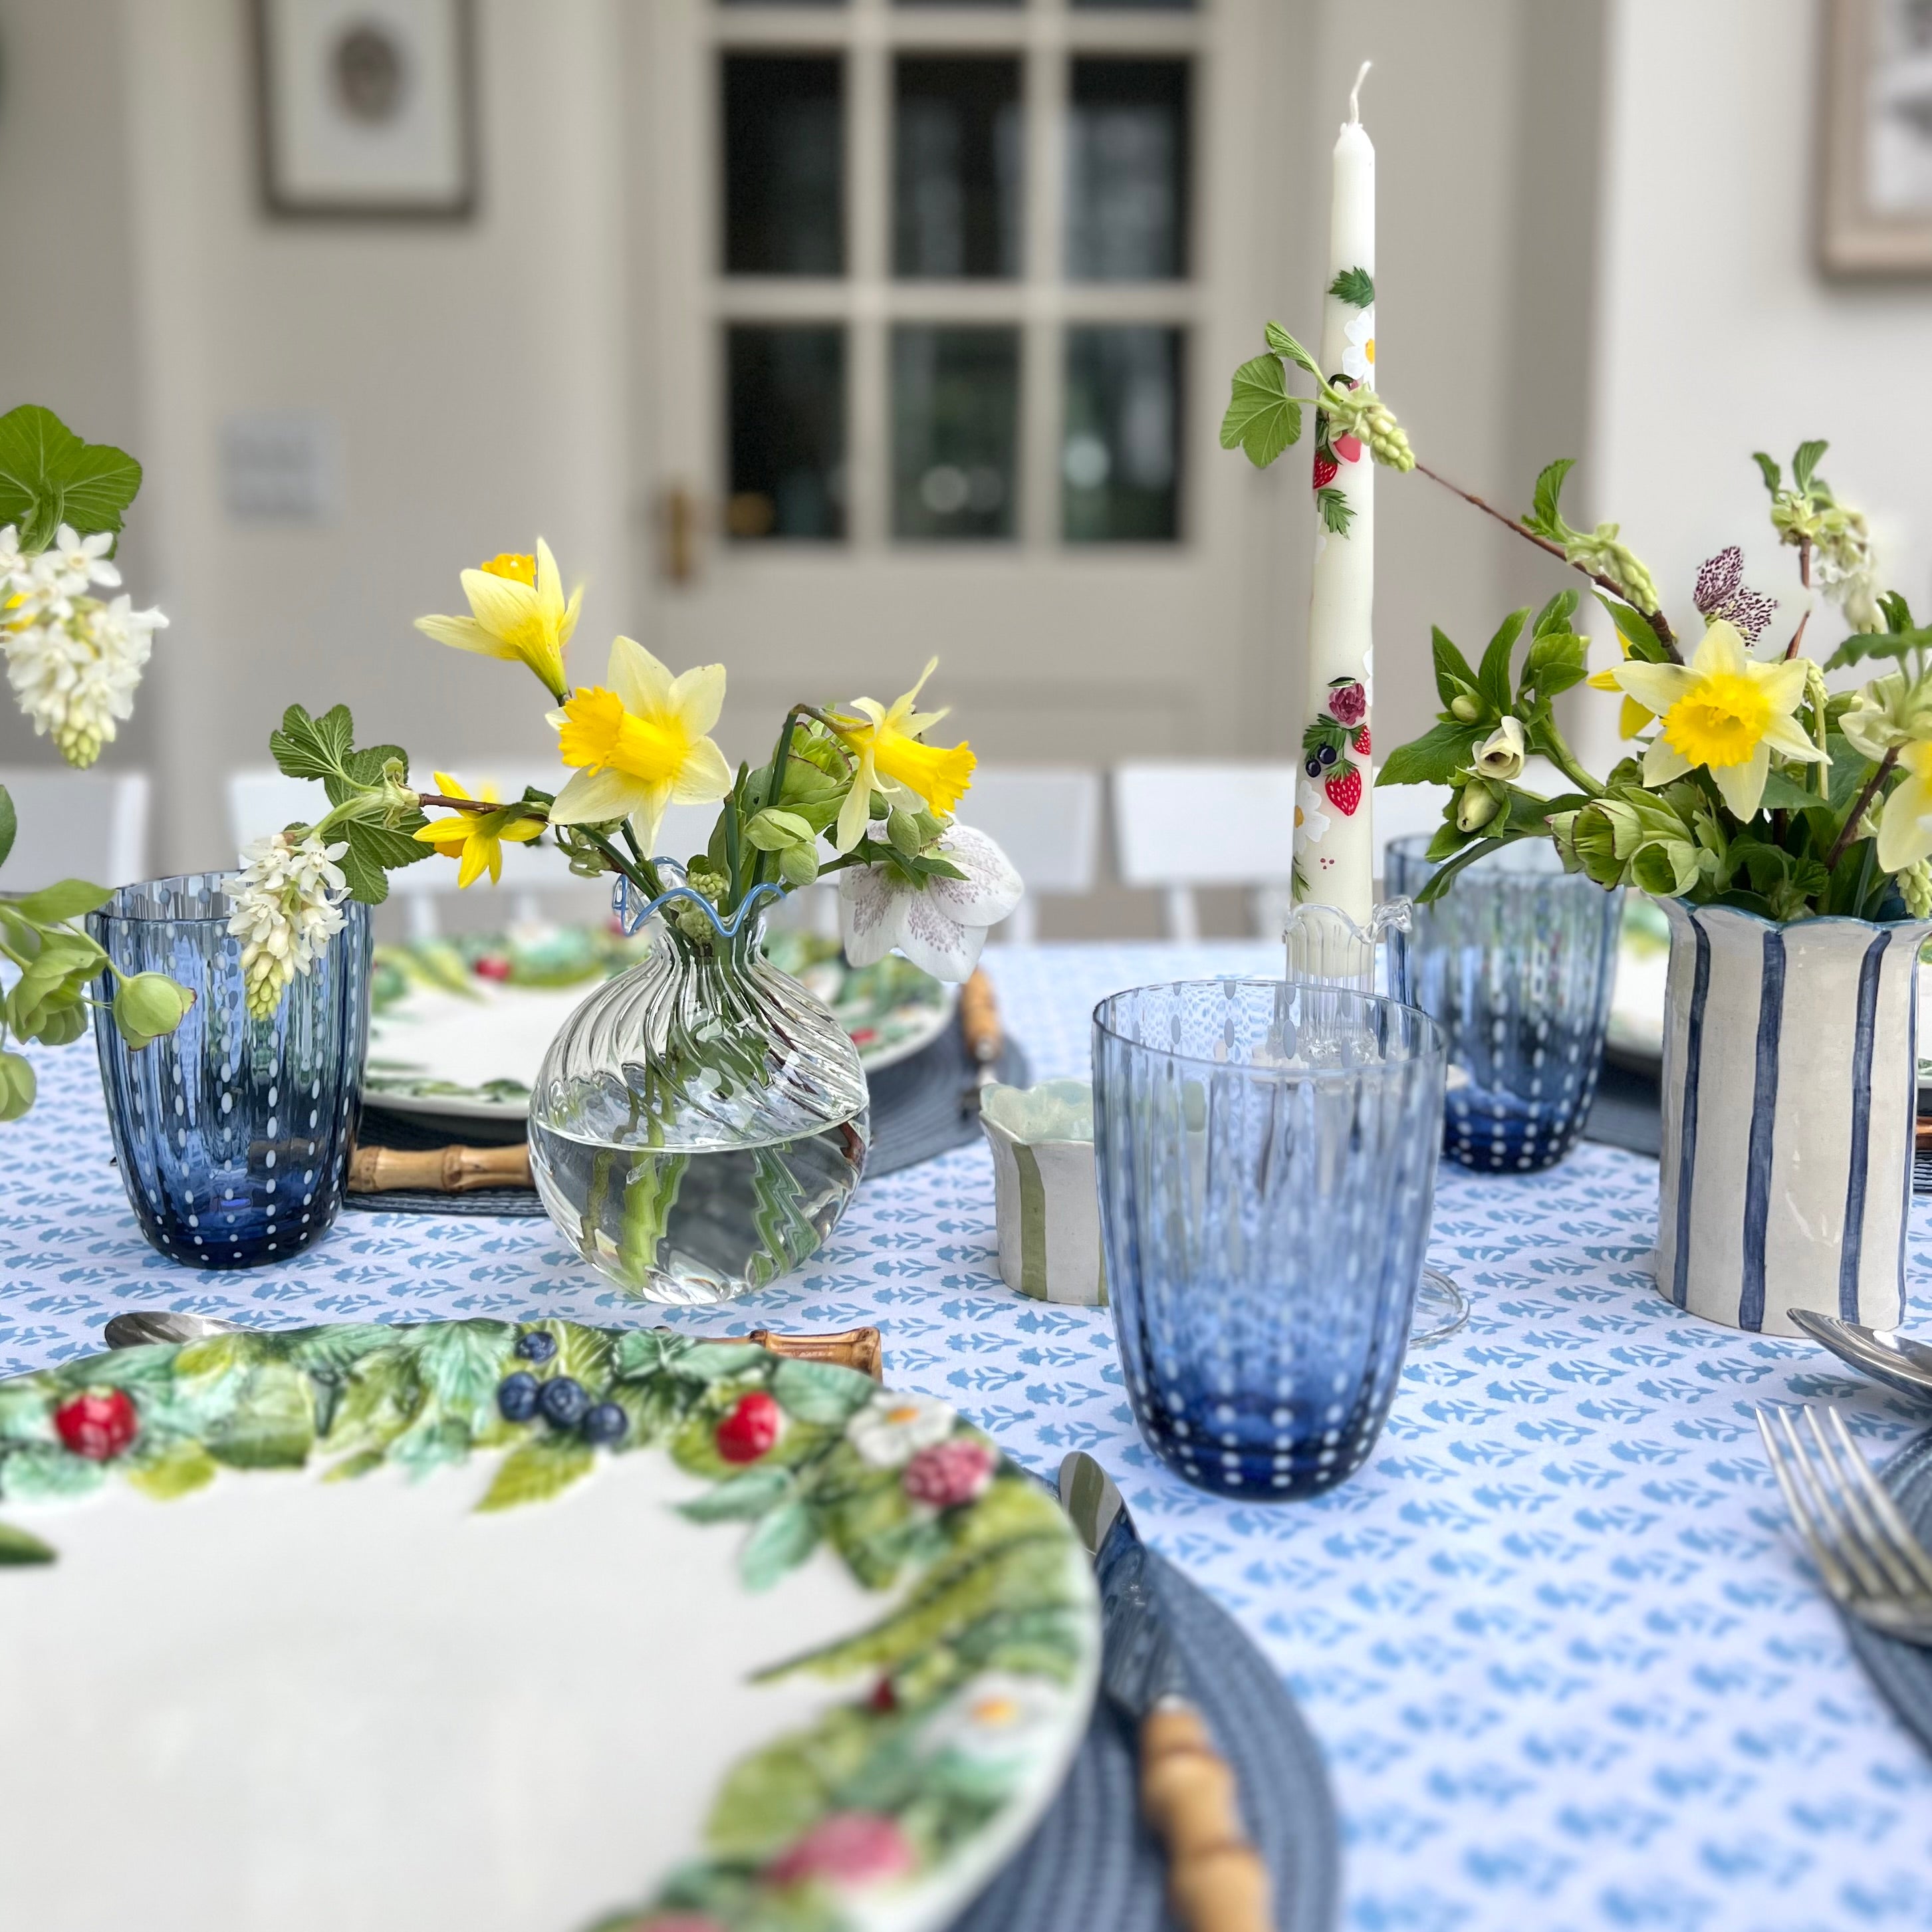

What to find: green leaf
left=1378, top=720, right=1480, bottom=788
left=705, top=1707, right=875, bottom=1862
left=678, top=1465, right=795, bottom=1524
left=269, top=703, right=356, bottom=784
left=1524, top=629, right=1588, bottom=699
left=1757, top=768, right=1826, bottom=812
left=1751, top=451, right=1782, bottom=495
left=408, top=1319, right=513, bottom=1419
left=772, top=1357, right=874, bottom=1426
left=1598, top=594, right=1671, bottom=664
left=1327, top=265, right=1376, bottom=308
left=0, top=1519, right=55, bottom=1565
left=1792, top=438, right=1828, bottom=493
left=0, top=405, right=142, bottom=550
left=667, top=1342, right=770, bottom=1386
left=203, top=1366, right=315, bottom=1469
left=1476, top=608, right=1528, bottom=715
left=1415, top=834, right=1509, bottom=903
left=125, top=1441, right=219, bottom=1501
left=1316, top=485, right=1355, bottom=537
left=1431, top=626, right=1479, bottom=706
left=1219, top=354, right=1301, bottom=470
left=1262, top=320, right=1321, bottom=376
left=476, top=1439, right=594, bottom=1512
left=8, top=879, right=112, bottom=923
left=0, top=786, right=15, bottom=874
left=1826, top=627, right=1931, bottom=671
left=1879, top=590, right=1917, bottom=635
left=1, top=1446, right=106, bottom=1503
left=1531, top=588, right=1580, bottom=636
left=741, top=1499, right=822, bottom=1591
left=1527, top=458, right=1576, bottom=538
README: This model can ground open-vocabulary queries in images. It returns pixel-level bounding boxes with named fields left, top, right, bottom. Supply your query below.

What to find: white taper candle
left=1294, top=62, right=1378, bottom=924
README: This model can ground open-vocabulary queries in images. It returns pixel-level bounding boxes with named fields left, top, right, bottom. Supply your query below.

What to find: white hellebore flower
left=838, top=822, right=1023, bottom=983
left=845, top=1389, right=956, bottom=1469
left=921, top=1672, right=1066, bottom=1765
left=1473, top=715, right=1526, bottom=781
left=223, top=831, right=350, bottom=1021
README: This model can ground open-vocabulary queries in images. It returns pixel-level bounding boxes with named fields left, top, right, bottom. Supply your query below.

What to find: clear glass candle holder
left=1092, top=980, right=1446, bottom=1499
left=1386, top=835, right=1623, bottom=1173
left=87, top=874, right=370, bottom=1269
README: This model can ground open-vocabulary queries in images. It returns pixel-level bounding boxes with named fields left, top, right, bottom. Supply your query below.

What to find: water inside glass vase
left=528, top=909, right=870, bottom=1305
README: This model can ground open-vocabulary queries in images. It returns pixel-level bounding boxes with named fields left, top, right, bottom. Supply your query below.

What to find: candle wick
left=1348, top=60, right=1372, bottom=123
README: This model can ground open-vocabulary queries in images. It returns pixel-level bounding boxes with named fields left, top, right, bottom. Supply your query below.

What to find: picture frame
left=1820, top=0, right=1932, bottom=274
left=253, top=0, right=478, bottom=221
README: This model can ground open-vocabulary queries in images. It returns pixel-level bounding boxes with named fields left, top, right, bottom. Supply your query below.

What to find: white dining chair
left=1111, top=762, right=1299, bottom=942
left=955, top=767, right=1101, bottom=943
left=0, top=768, right=150, bottom=890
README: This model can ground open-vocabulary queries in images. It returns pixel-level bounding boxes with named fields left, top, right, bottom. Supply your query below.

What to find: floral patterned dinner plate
left=365, top=927, right=957, bottom=1123
left=0, top=1322, right=1097, bottom=1932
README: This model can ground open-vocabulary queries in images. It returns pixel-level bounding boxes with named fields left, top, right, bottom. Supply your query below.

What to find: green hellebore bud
left=1456, top=782, right=1501, bottom=834
left=1628, top=840, right=1702, bottom=899
left=779, top=842, right=819, bottom=890
left=31, top=998, right=90, bottom=1048
left=0, top=1050, right=36, bottom=1122
left=1449, top=693, right=1481, bottom=723
left=1561, top=800, right=1631, bottom=888
left=1548, top=810, right=1582, bottom=872
left=745, top=807, right=816, bottom=853
left=114, top=972, right=196, bottom=1050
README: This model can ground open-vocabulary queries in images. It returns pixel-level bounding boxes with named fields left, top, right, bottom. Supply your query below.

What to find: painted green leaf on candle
left=1327, top=267, right=1375, bottom=309
left=1219, top=354, right=1302, bottom=470
left=1315, top=486, right=1355, bottom=537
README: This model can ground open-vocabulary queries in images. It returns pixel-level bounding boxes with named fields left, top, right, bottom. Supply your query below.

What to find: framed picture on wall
left=1822, top=0, right=1932, bottom=273
left=253, top=0, right=477, bottom=220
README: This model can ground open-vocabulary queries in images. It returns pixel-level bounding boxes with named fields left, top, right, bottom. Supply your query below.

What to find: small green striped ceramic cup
left=979, top=1080, right=1106, bottom=1306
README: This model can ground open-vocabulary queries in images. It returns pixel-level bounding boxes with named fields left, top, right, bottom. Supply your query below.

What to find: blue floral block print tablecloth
left=5, top=941, right=1932, bottom=1932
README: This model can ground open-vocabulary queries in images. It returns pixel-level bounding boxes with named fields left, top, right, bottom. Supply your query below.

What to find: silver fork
left=1755, top=1403, right=1932, bottom=1645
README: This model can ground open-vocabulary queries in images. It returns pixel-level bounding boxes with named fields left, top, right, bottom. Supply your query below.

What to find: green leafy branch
left=1219, top=322, right=1413, bottom=474
left=0, top=404, right=142, bottom=552
left=268, top=703, right=437, bottom=905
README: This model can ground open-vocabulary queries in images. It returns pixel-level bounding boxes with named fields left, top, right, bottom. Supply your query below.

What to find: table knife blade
left=1058, top=1452, right=1273, bottom=1932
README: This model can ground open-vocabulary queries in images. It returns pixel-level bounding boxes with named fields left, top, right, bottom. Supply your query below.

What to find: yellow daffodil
left=412, top=773, right=545, bottom=889
left=828, top=656, right=977, bottom=852
left=547, top=637, right=732, bottom=854
left=414, top=539, right=580, bottom=699
left=1609, top=619, right=1824, bottom=820
left=1877, top=741, right=1932, bottom=872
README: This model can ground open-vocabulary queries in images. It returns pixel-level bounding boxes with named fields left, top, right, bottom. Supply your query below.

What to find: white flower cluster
left=0, top=523, right=167, bottom=768
left=223, top=832, right=350, bottom=1021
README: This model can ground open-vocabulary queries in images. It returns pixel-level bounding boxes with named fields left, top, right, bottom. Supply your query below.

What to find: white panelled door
left=629, top=0, right=1275, bottom=779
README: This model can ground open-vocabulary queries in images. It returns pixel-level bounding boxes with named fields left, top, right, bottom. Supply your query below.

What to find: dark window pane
left=726, top=325, right=847, bottom=541
left=1063, top=326, right=1181, bottom=542
left=1066, top=59, right=1189, bottom=280
left=892, top=326, right=1019, bottom=541
left=894, top=58, right=1023, bottom=279
left=1070, top=1, right=1196, bottom=9
left=722, top=55, right=844, bottom=275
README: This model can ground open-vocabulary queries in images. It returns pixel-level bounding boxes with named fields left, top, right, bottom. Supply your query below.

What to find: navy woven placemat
left=348, top=1025, right=1027, bottom=1217
left=1844, top=1428, right=1932, bottom=1753
left=949, top=1545, right=1339, bottom=1932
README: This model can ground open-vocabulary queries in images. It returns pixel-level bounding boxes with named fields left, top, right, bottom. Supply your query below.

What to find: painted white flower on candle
left=1342, top=311, right=1376, bottom=385
left=1296, top=779, right=1333, bottom=844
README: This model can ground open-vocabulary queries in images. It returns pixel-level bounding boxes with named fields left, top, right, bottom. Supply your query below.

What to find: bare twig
left=1824, top=745, right=1898, bottom=873
left=1412, top=459, right=1680, bottom=660
left=1784, top=538, right=1812, bottom=661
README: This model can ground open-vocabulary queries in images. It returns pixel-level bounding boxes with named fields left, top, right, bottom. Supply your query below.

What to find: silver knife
left=1058, top=1452, right=1273, bottom=1932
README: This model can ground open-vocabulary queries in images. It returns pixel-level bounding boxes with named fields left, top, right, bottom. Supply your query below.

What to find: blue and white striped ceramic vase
left=1654, top=900, right=1930, bottom=1335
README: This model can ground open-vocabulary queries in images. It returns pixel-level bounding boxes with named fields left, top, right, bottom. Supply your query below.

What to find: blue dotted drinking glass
left=87, top=874, right=370, bottom=1268
left=1386, top=834, right=1623, bottom=1173
left=1092, top=981, right=1446, bottom=1499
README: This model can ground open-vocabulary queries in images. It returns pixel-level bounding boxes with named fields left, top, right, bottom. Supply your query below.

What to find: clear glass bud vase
left=527, top=885, right=870, bottom=1304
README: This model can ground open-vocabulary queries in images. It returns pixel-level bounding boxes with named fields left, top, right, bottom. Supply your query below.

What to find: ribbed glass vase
left=528, top=893, right=870, bottom=1304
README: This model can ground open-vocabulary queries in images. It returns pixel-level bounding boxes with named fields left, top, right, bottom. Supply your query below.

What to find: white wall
left=116, top=0, right=634, bottom=872
left=1588, top=0, right=1932, bottom=767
